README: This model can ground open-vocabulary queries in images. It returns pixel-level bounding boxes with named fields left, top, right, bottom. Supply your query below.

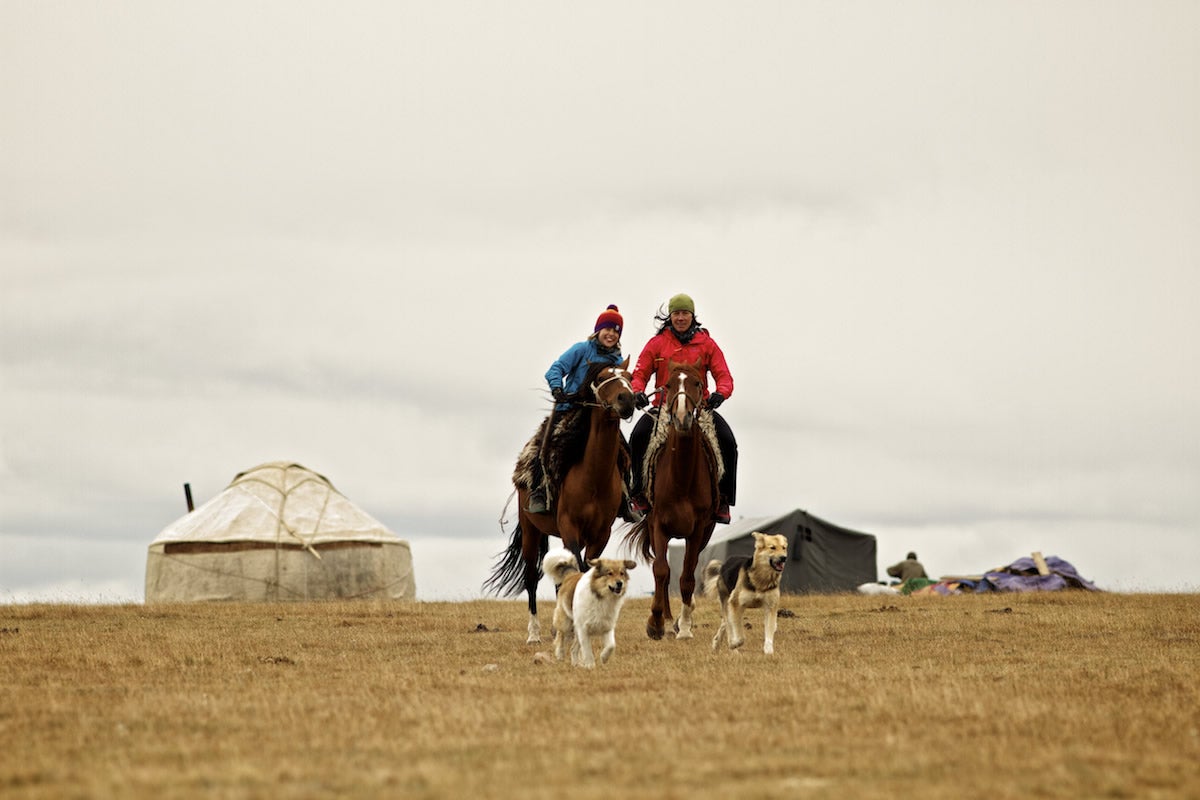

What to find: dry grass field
left=1, top=590, right=1198, bottom=799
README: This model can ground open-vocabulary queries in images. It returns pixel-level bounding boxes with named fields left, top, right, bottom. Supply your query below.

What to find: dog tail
left=541, top=548, right=580, bottom=590
left=700, top=559, right=722, bottom=598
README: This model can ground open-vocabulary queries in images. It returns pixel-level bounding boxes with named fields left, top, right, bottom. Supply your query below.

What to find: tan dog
left=542, top=549, right=636, bottom=668
left=704, top=532, right=788, bottom=654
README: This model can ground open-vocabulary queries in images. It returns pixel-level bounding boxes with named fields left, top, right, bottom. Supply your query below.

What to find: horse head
left=663, top=359, right=705, bottom=432
left=588, top=357, right=636, bottom=421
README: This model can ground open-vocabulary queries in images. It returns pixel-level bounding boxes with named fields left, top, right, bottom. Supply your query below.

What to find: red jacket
left=631, top=328, right=734, bottom=407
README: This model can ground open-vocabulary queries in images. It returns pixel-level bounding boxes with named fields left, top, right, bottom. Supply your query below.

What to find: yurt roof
left=150, top=461, right=403, bottom=549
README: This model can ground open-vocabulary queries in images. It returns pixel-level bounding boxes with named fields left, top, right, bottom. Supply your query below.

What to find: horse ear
left=622, top=356, right=630, bottom=370
left=691, top=358, right=703, bottom=372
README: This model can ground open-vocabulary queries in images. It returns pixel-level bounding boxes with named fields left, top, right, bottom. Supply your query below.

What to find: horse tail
left=483, top=520, right=535, bottom=598
left=541, top=548, right=580, bottom=590
left=621, top=516, right=654, bottom=564
left=700, top=559, right=722, bottom=598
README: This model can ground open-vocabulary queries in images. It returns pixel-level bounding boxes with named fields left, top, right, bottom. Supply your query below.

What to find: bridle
left=584, top=367, right=635, bottom=412
left=661, top=368, right=702, bottom=429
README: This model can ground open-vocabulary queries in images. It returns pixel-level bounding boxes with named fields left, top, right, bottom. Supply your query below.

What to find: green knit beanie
left=668, top=293, right=695, bottom=314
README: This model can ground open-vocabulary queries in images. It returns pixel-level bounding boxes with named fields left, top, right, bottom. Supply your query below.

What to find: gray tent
left=146, top=462, right=416, bottom=603
left=667, top=509, right=877, bottom=594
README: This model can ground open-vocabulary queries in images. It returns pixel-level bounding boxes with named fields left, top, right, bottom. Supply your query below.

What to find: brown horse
left=485, top=359, right=636, bottom=643
left=622, top=359, right=720, bottom=640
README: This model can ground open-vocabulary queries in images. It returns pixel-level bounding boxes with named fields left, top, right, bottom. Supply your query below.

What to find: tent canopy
left=667, top=509, right=877, bottom=594
left=146, top=462, right=415, bottom=602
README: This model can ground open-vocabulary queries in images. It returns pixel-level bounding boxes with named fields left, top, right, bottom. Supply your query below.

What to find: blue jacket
left=545, top=340, right=623, bottom=411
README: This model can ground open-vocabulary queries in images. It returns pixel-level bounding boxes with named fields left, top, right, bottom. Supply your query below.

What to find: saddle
left=512, top=409, right=632, bottom=512
left=642, top=409, right=724, bottom=504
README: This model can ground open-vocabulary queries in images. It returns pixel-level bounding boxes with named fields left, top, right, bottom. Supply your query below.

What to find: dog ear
left=624, top=560, right=637, bottom=570
left=587, top=558, right=600, bottom=568
left=752, top=531, right=763, bottom=544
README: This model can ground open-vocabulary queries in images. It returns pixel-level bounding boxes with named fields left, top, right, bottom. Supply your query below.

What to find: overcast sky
left=3, top=2, right=1197, bottom=603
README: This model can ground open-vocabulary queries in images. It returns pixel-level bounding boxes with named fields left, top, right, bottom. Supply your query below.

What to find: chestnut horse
left=485, top=359, right=636, bottom=643
left=622, top=360, right=719, bottom=640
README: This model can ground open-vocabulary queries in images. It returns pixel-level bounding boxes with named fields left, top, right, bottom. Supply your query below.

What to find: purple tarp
left=975, top=555, right=1099, bottom=593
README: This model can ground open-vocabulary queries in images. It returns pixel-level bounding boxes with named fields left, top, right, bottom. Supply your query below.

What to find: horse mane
left=643, top=409, right=723, bottom=490
left=578, top=360, right=612, bottom=401
left=666, top=358, right=704, bottom=382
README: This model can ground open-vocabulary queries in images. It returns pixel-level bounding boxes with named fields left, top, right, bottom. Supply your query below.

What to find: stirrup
left=527, top=490, right=549, bottom=514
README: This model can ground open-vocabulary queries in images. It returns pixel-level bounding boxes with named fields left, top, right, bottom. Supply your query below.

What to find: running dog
left=704, top=532, right=788, bottom=654
left=542, top=548, right=637, bottom=668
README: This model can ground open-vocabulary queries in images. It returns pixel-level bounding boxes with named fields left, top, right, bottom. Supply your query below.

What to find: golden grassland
left=1, top=591, right=1198, bottom=799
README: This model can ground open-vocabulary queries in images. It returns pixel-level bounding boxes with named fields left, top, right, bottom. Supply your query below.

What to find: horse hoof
left=672, top=619, right=693, bottom=640
left=646, top=625, right=664, bottom=640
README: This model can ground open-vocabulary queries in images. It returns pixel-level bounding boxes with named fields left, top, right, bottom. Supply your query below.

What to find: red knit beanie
left=594, top=304, right=623, bottom=333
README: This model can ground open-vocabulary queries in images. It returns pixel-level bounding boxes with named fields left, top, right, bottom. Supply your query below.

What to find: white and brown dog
left=704, top=532, right=789, bottom=654
left=542, top=548, right=636, bottom=668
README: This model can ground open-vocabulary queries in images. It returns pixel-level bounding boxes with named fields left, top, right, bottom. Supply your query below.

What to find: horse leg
left=646, top=525, right=672, bottom=640
left=673, top=532, right=704, bottom=640
left=520, top=519, right=544, bottom=644
left=583, top=521, right=612, bottom=564
left=557, top=515, right=588, bottom=572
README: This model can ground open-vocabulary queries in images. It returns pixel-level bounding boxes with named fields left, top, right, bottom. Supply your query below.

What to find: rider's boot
left=619, top=492, right=644, bottom=524
left=713, top=497, right=731, bottom=524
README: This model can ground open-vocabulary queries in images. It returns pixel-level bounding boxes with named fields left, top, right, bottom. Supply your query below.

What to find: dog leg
left=554, top=624, right=570, bottom=662
left=599, top=630, right=616, bottom=664
left=763, top=601, right=778, bottom=655
left=552, top=606, right=567, bottom=660
left=727, top=601, right=746, bottom=650
left=575, top=630, right=596, bottom=669
left=711, top=613, right=727, bottom=652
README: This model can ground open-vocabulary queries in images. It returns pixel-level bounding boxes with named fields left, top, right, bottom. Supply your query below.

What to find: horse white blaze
left=673, top=372, right=692, bottom=427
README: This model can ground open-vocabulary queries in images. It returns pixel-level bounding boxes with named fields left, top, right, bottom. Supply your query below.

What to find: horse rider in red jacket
left=629, top=293, right=738, bottom=524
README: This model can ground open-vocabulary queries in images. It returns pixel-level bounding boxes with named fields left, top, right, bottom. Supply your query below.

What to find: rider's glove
left=707, top=392, right=725, bottom=410
left=634, top=392, right=650, bottom=410
left=551, top=387, right=567, bottom=403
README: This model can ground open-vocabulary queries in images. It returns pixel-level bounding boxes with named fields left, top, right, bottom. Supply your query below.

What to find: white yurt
left=146, top=461, right=415, bottom=602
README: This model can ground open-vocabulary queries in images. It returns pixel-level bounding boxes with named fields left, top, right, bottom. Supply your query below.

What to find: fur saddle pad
left=513, top=409, right=631, bottom=509
left=643, top=409, right=724, bottom=502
